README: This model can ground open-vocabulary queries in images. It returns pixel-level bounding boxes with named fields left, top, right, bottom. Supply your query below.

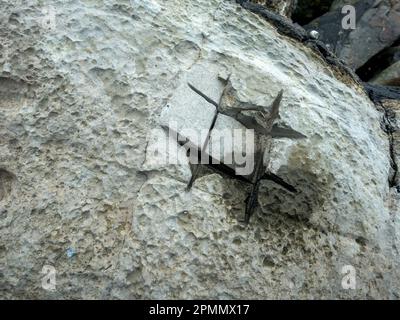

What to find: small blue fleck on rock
left=66, top=247, right=76, bottom=258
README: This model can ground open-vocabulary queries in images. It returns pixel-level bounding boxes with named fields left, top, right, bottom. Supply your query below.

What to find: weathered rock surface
left=306, top=0, right=400, bottom=70
left=0, top=0, right=399, bottom=299
left=381, top=99, right=400, bottom=188
left=238, top=0, right=298, bottom=17
left=372, top=61, right=400, bottom=86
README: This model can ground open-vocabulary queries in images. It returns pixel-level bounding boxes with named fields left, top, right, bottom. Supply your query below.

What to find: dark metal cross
left=184, top=78, right=301, bottom=223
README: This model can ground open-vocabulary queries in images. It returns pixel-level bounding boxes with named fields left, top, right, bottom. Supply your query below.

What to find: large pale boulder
left=0, top=0, right=399, bottom=299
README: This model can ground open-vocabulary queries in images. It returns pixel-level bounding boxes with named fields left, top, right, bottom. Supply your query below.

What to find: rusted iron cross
left=184, top=79, right=301, bottom=223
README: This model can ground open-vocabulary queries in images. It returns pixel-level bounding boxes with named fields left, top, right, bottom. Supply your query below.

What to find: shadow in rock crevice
left=292, top=0, right=335, bottom=26
left=258, top=167, right=332, bottom=224
left=0, top=77, right=34, bottom=110
left=0, top=169, right=16, bottom=202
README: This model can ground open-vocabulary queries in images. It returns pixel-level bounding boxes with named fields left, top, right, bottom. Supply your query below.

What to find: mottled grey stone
left=382, top=100, right=400, bottom=187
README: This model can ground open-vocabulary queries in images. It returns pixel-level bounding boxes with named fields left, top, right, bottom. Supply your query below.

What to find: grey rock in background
left=330, top=0, right=359, bottom=11
left=372, top=60, right=400, bottom=86
left=0, top=0, right=399, bottom=299
left=358, top=45, right=400, bottom=83
left=306, top=0, right=400, bottom=70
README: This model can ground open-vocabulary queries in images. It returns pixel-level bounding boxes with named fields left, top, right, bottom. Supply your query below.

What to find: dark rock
left=364, top=83, right=400, bottom=103
left=381, top=100, right=400, bottom=188
left=371, top=61, right=400, bottom=86
left=238, top=1, right=308, bottom=41
left=292, top=0, right=335, bottom=25
left=358, top=45, right=400, bottom=81
left=330, top=0, right=358, bottom=11
left=305, top=0, right=400, bottom=70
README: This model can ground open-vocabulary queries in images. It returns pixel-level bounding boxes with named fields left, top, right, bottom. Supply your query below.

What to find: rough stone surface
left=238, top=0, right=298, bottom=17
left=306, top=0, right=400, bottom=70
left=0, top=0, right=399, bottom=299
left=382, top=99, right=400, bottom=187
left=372, top=61, right=400, bottom=86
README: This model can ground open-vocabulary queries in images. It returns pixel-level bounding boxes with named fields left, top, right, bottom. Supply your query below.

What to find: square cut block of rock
left=186, top=64, right=226, bottom=105
left=159, top=82, right=217, bottom=150
left=205, top=113, right=262, bottom=182
left=159, top=64, right=225, bottom=150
